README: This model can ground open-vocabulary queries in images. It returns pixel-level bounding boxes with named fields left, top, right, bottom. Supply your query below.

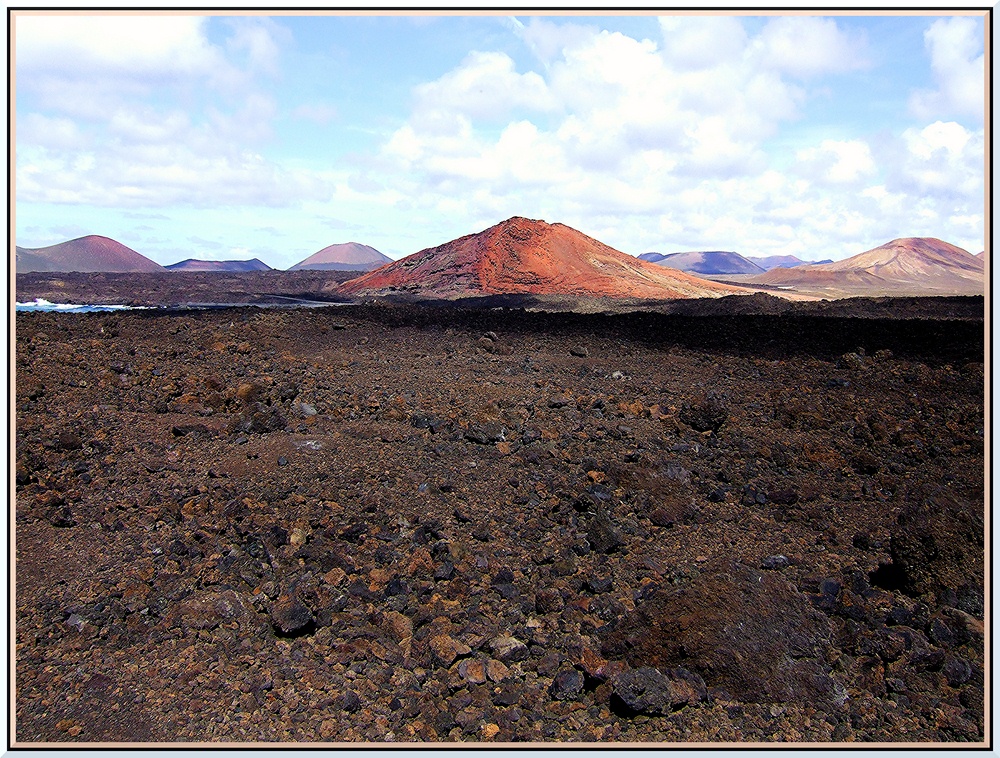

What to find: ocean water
left=14, top=298, right=147, bottom=313
left=15, top=298, right=348, bottom=313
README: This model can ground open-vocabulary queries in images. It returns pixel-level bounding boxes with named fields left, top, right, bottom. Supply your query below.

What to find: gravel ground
left=14, top=302, right=985, bottom=745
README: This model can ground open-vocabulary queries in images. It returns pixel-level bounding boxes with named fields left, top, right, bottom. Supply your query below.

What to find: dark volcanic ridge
left=16, top=236, right=166, bottom=274
left=165, top=259, right=273, bottom=273
left=341, top=218, right=745, bottom=300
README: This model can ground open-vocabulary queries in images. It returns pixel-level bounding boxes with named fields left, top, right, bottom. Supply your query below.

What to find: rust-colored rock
left=340, top=217, right=745, bottom=300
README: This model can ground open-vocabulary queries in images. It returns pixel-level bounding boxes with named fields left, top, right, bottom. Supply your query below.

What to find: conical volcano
left=340, top=217, right=744, bottom=300
left=289, top=242, right=392, bottom=271
left=14, top=234, right=166, bottom=274
left=16, top=235, right=166, bottom=273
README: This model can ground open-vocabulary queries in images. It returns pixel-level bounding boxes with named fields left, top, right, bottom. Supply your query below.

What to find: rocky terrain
left=14, top=299, right=985, bottom=745
left=16, top=271, right=357, bottom=308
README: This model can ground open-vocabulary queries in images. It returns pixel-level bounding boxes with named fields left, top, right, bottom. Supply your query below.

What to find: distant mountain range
left=640, top=251, right=836, bottom=272
left=746, top=238, right=984, bottom=296
left=16, top=236, right=166, bottom=273
left=166, top=258, right=272, bottom=272
left=16, top=229, right=984, bottom=301
left=746, top=254, right=833, bottom=269
left=341, top=217, right=744, bottom=300
left=289, top=242, right=392, bottom=271
left=640, top=251, right=765, bottom=275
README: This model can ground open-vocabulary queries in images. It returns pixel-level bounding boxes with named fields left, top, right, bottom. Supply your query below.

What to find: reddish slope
left=16, top=236, right=165, bottom=273
left=749, top=238, right=984, bottom=296
left=341, top=217, right=745, bottom=300
left=289, top=242, right=392, bottom=271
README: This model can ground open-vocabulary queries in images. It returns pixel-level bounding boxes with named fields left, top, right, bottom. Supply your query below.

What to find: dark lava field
left=13, top=298, right=987, bottom=745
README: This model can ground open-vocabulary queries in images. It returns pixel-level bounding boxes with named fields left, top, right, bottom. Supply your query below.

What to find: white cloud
left=752, top=16, right=868, bottom=78
left=659, top=16, right=748, bottom=69
left=14, top=14, right=313, bottom=211
left=17, top=113, right=84, bottom=149
left=15, top=15, right=228, bottom=82
left=413, top=50, right=552, bottom=122
left=223, top=17, right=288, bottom=76
left=381, top=18, right=820, bottom=198
left=909, top=17, right=985, bottom=121
left=511, top=17, right=598, bottom=67
left=15, top=14, right=280, bottom=118
left=14, top=15, right=985, bottom=265
left=366, top=16, right=981, bottom=261
left=896, top=121, right=984, bottom=195
left=107, top=108, right=190, bottom=144
left=16, top=138, right=332, bottom=209
left=682, top=116, right=763, bottom=177
left=796, top=139, right=876, bottom=184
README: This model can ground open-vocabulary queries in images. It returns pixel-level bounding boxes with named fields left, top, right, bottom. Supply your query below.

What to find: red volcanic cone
left=341, top=217, right=745, bottom=300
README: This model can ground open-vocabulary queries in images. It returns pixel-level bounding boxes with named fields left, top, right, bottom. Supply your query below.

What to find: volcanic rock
left=172, top=590, right=263, bottom=633
left=886, top=486, right=983, bottom=613
left=549, top=668, right=585, bottom=700
left=269, top=592, right=316, bottom=636
left=600, top=560, right=842, bottom=705
left=13, top=299, right=985, bottom=744
left=610, top=667, right=708, bottom=715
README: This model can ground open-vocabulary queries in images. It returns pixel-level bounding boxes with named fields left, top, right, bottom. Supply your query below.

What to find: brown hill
left=16, top=236, right=165, bottom=274
left=289, top=242, right=392, bottom=271
left=749, top=237, right=984, bottom=297
left=340, top=217, right=746, bottom=300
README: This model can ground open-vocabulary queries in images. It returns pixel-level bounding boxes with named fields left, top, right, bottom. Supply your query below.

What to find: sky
left=13, top=10, right=989, bottom=269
